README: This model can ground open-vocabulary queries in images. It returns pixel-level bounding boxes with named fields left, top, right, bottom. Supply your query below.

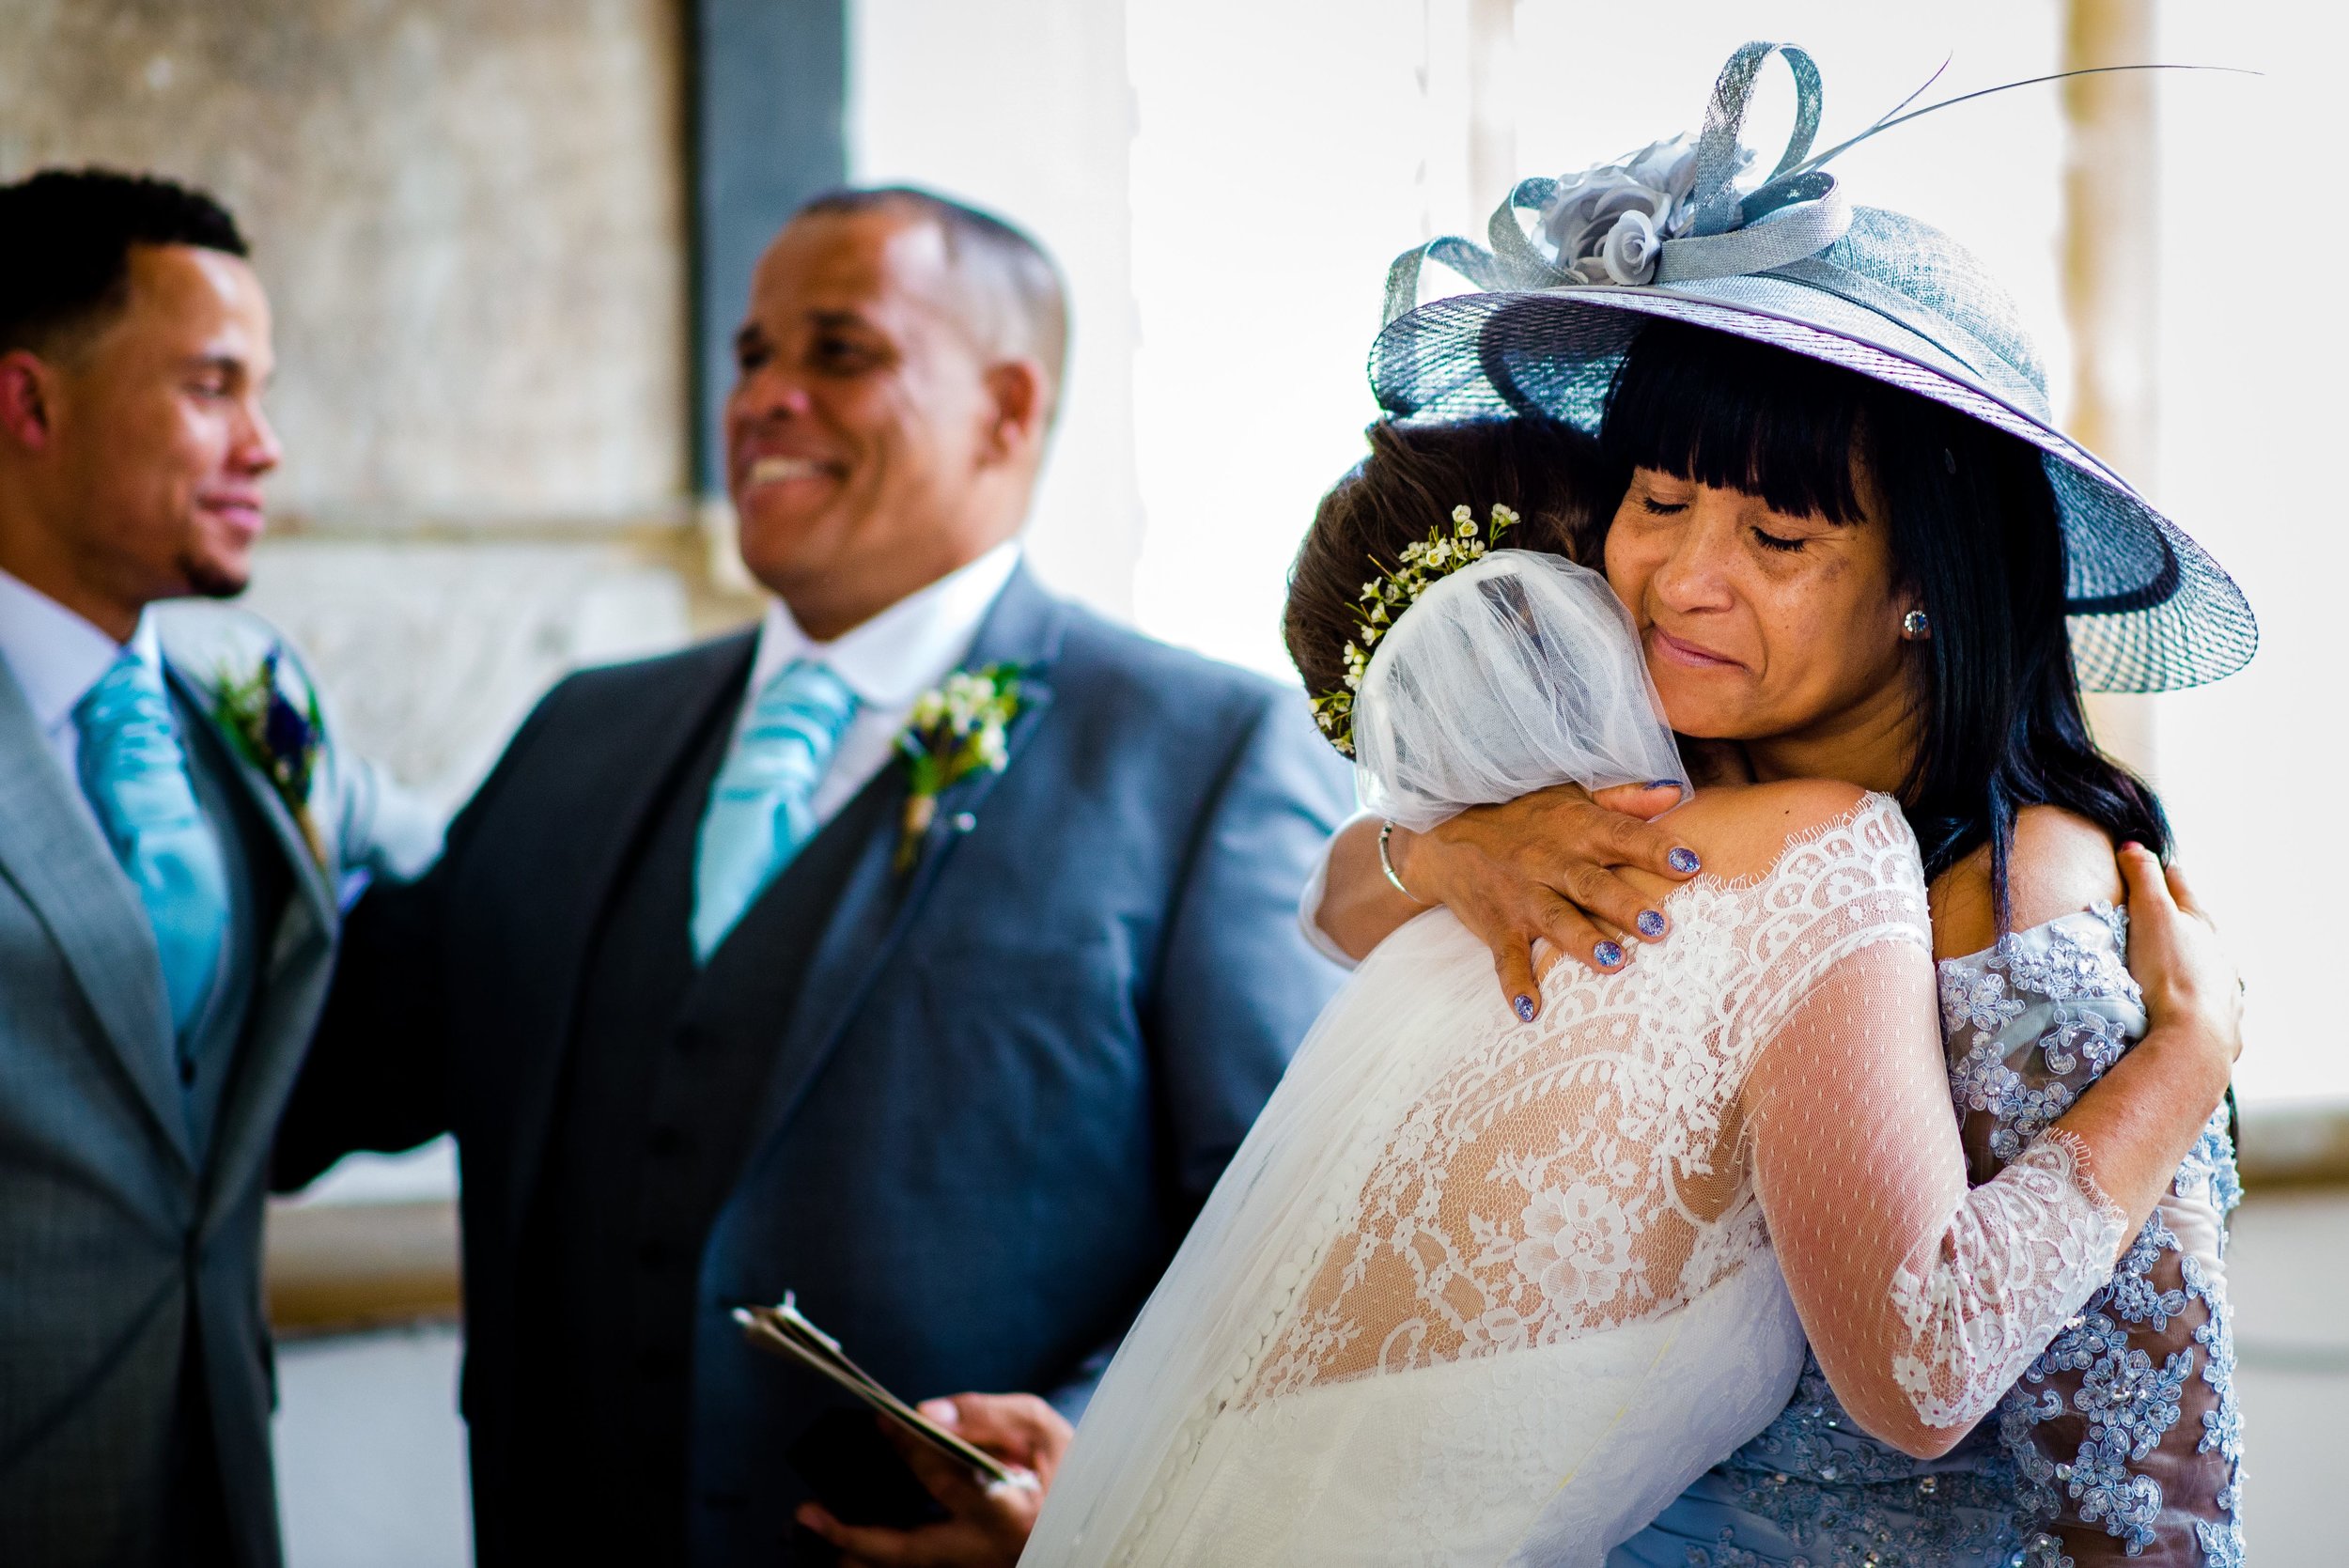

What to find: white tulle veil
left=1352, top=549, right=1687, bottom=828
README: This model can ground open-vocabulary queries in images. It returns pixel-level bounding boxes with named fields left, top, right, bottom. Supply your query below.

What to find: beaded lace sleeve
left=1739, top=896, right=2133, bottom=1456
left=1943, top=908, right=2246, bottom=1566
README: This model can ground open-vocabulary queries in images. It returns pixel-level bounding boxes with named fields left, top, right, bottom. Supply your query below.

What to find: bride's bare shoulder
left=1662, top=779, right=1883, bottom=883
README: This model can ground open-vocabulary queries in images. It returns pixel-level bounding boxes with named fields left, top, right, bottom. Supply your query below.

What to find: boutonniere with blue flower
left=894, top=664, right=1024, bottom=871
left=210, top=645, right=328, bottom=865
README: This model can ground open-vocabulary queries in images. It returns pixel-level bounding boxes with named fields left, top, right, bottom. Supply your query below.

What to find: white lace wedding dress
left=1019, top=556, right=2132, bottom=1568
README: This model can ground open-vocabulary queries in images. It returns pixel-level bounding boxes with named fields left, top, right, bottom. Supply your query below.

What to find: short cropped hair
left=793, top=184, right=1069, bottom=427
left=0, top=168, right=248, bottom=357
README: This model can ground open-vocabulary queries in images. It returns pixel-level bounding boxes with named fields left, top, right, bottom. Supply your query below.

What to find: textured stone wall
left=2, top=0, right=726, bottom=802
left=1, top=0, right=692, bottom=520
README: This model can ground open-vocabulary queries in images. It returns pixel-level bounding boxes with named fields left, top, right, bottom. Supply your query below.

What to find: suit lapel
left=166, top=663, right=340, bottom=1205
left=0, top=658, right=190, bottom=1171
left=750, top=567, right=1069, bottom=1139
left=163, top=662, right=334, bottom=971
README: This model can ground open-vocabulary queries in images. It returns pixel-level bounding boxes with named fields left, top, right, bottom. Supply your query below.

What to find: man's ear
left=978, top=359, right=1049, bottom=466
left=0, top=351, right=57, bottom=454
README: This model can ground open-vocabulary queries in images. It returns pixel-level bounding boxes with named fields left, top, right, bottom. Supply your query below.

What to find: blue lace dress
left=1609, top=907, right=2245, bottom=1568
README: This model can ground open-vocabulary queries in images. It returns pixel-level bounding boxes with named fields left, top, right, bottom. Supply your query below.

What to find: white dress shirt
left=736, top=541, right=1023, bottom=829
left=0, top=566, right=160, bottom=800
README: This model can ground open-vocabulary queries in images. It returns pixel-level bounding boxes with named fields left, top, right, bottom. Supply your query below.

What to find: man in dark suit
left=274, top=185, right=1351, bottom=1566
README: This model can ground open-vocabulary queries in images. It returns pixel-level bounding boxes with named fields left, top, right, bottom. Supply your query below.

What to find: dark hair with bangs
left=1599, top=318, right=2167, bottom=914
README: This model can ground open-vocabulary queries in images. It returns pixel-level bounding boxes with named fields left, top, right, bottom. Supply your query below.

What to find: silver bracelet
left=1378, top=819, right=1430, bottom=906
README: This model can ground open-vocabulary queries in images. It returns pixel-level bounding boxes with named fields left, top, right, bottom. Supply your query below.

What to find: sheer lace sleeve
left=1739, top=924, right=2131, bottom=1458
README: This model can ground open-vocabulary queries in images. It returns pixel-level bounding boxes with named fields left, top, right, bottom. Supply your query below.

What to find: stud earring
left=1901, top=609, right=1931, bottom=641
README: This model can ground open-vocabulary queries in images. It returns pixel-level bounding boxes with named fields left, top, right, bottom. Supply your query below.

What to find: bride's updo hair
left=1284, top=417, right=1626, bottom=720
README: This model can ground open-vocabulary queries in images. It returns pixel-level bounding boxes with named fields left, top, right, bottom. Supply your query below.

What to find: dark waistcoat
left=511, top=685, right=900, bottom=1563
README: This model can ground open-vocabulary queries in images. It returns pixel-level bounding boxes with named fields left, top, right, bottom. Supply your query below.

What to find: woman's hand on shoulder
left=1386, top=781, right=1698, bottom=1017
left=2118, top=844, right=2244, bottom=1077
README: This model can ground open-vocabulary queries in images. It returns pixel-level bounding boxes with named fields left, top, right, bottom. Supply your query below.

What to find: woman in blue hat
left=1018, top=412, right=2237, bottom=1568
left=1308, top=44, right=2251, bottom=1567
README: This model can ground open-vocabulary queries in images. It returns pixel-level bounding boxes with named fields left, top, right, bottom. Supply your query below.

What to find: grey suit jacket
left=0, top=604, right=434, bottom=1568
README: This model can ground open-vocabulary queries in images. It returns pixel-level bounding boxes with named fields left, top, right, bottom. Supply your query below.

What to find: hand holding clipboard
left=734, top=1294, right=1044, bottom=1495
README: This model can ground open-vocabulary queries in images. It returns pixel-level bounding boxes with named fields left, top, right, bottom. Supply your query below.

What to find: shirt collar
left=747, top=541, right=1022, bottom=711
left=0, top=567, right=155, bottom=733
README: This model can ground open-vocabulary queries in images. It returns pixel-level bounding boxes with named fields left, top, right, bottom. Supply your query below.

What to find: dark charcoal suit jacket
left=274, top=566, right=1353, bottom=1564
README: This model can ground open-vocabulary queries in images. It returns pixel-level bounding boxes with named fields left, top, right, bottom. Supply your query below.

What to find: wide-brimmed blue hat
left=1372, top=41, right=2255, bottom=692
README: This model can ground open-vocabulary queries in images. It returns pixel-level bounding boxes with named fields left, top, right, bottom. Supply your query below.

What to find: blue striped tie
left=74, top=651, right=230, bottom=1035
left=690, top=660, right=860, bottom=962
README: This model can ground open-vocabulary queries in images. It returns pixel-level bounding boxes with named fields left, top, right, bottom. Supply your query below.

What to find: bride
left=1015, top=424, right=2240, bottom=1567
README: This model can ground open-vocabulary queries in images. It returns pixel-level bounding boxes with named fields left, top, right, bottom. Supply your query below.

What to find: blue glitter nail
left=1646, top=780, right=1679, bottom=791
left=1637, top=910, right=1666, bottom=939
left=1667, top=846, right=1701, bottom=875
left=1513, top=994, right=1536, bottom=1023
left=1595, top=940, right=1626, bottom=968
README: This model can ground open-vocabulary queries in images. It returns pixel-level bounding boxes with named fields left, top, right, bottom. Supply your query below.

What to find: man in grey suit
left=0, top=170, right=433, bottom=1567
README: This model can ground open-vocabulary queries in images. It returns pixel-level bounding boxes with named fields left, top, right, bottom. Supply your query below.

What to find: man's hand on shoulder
left=794, top=1392, right=1072, bottom=1568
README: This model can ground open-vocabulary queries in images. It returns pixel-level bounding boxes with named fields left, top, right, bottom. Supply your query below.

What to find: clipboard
left=733, top=1294, right=1038, bottom=1493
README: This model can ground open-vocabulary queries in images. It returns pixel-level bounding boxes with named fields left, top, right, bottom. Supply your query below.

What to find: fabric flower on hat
left=1540, top=133, right=1745, bottom=287
left=1597, top=209, right=1664, bottom=287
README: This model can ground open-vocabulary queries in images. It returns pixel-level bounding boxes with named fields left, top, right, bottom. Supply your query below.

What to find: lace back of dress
left=1248, top=797, right=1937, bottom=1403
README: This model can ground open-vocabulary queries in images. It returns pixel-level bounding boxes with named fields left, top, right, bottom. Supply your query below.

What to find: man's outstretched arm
left=272, top=680, right=566, bottom=1190
left=271, top=857, right=456, bottom=1190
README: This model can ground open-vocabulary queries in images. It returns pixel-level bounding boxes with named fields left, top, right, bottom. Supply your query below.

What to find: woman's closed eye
left=1750, top=526, right=1808, bottom=553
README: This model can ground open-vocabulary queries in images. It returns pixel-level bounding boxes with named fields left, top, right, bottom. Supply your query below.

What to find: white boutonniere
left=894, top=664, right=1025, bottom=871
left=210, top=644, right=329, bottom=865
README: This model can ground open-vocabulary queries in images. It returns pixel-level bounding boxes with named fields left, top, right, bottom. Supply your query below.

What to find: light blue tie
left=74, top=651, right=230, bottom=1035
left=691, top=660, right=860, bottom=963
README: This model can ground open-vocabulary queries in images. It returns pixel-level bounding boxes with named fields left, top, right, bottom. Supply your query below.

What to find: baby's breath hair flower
left=1310, top=502, right=1518, bottom=756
